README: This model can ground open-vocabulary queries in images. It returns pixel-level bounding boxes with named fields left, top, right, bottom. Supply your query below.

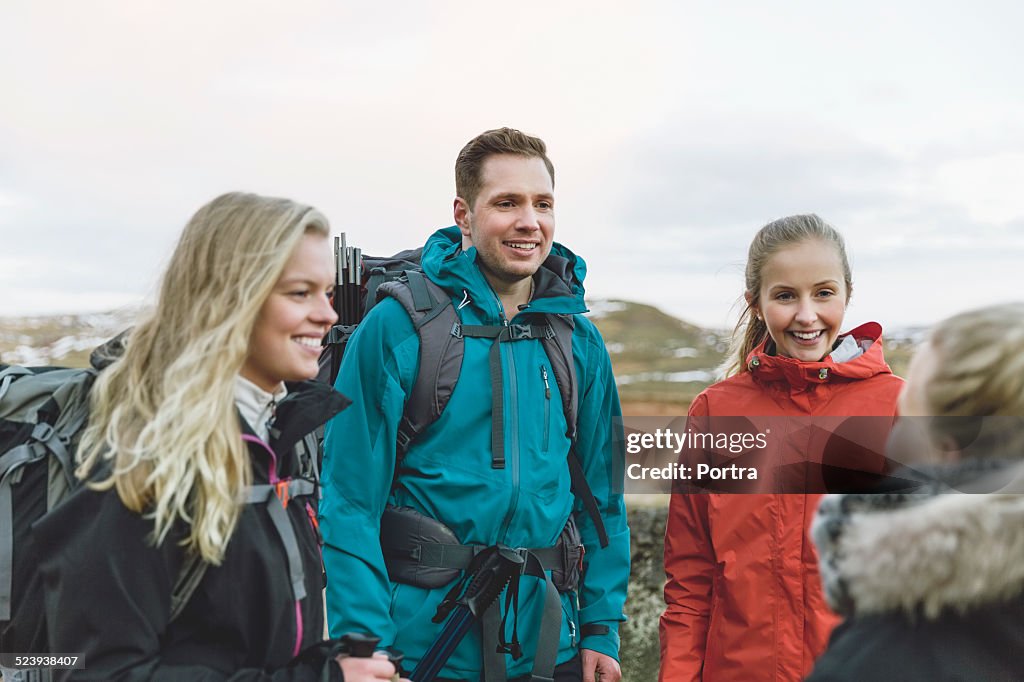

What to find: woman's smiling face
left=752, top=238, right=849, bottom=362
left=241, top=232, right=337, bottom=392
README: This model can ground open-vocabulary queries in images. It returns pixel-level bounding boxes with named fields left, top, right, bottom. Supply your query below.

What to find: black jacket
left=33, top=380, right=350, bottom=681
left=807, top=459, right=1024, bottom=682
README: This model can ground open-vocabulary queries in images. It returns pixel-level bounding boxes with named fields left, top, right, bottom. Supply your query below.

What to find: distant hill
left=586, top=300, right=726, bottom=407
left=0, top=301, right=914, bottom=408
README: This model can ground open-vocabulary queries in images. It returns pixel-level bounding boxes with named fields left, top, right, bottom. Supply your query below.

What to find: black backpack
left=318, top=244, right=609, bottom=547
left=0, top=338, right=323, bottom=663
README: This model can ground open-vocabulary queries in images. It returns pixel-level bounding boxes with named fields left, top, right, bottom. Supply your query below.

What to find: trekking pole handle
left=460, top=546, right=526, bottom=617
left=340, top=632, right=379, bottom=658
left=337, top=632, right=404, bottom=682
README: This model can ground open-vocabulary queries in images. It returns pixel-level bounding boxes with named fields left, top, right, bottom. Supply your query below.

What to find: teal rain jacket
left=320, top=226, right=630, bottom=680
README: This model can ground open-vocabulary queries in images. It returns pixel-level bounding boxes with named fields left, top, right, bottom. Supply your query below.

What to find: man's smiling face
left=455, top=154, right=554, bottom=288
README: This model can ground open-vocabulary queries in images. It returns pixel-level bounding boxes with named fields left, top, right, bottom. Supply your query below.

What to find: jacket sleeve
left=659, top=393, right=715, bottom=682
left=35, top=488, right=334, bottom=682
left=572, top=322, right=630, bottom=660
left=319, top=298, right=418, bottom=646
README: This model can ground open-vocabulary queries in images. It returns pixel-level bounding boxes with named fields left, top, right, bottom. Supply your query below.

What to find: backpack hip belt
left=380, top=505, right=583, bottom=682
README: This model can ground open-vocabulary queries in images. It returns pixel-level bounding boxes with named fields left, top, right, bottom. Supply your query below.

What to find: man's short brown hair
left=455, top=127, right=555, bottom=209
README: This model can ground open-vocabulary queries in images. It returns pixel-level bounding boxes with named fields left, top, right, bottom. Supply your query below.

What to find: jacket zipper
left=541, top=365, right=551, bottom=451
left=484, top=281, right=526, bottom=545
left=498, top=317, right=522, bottom=544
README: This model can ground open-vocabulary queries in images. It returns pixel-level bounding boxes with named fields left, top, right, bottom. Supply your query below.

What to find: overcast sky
left=2, top=1, right=1021, bottom=330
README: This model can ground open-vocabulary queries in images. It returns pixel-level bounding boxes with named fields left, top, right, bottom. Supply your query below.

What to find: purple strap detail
left=293, top=600, right=303, bottom=657
left=242, top=433, right=279, bottom=483
left=243, top=434, right=304, bottom=655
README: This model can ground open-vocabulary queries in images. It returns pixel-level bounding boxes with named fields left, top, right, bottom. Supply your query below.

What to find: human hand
left=582, top=648, right=622, bottom=682
left=335, top=651, right=406, bottom=681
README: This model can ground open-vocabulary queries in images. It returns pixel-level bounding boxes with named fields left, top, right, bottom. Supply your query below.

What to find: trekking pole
left=327, top=234, right=346, bottom=385
left=409, top=547, right=525, bottom=682
left=333, top=235, right=344, bottom=319
left=349, top=247, right=362, bottom=324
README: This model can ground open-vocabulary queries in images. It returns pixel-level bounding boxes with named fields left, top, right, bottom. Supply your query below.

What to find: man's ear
left=454, top=197, right=474, bottom=249
left=454, top=197, right=471, bottom=234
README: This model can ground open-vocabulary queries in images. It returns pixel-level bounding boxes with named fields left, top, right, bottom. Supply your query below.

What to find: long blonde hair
left=77, top=192, right=330, bottom=563
left=720, top=214, right=853, bottom=378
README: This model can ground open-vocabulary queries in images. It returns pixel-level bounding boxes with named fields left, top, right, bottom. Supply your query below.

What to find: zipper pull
left=541, top=366, right=550, bottom=399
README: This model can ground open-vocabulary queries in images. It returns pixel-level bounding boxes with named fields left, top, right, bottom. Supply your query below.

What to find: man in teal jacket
left=320, top=128, right=629, bottom=681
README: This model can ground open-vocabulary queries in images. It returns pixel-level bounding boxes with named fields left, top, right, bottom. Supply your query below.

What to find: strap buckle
left=31, top=422, right=56, bottom=443
left=509, top=323, right=533, bottom=340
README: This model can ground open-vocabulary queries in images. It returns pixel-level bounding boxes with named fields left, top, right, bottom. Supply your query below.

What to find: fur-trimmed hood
left=813, top=459, right=1024, bottom=620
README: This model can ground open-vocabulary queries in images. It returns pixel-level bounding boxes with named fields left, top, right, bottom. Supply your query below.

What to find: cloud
left=1, top=0, right=1021, bottom=330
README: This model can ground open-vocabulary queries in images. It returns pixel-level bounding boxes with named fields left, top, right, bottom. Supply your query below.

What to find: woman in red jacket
left=658, top=214, right=903, bottom=681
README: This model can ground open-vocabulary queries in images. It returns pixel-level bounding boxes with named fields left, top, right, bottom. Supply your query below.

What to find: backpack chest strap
left=248, top=478, right=317, bottom=603
left=454, top=323, right=554, bottom=469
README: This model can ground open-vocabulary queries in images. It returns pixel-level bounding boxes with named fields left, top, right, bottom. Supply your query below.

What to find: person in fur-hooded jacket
left=807, top=302, right=1024, bottom=682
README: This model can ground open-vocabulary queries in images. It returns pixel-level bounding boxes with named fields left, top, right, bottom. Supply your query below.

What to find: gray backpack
left=0, top=341, right=323, bottom=677
left=0, top=340, right=204, bottom=659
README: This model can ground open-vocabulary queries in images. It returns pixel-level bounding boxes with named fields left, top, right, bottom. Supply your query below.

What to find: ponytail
left=720, top=305, right=769, bottom=379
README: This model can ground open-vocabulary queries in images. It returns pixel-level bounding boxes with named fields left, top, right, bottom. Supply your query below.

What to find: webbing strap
left=164, top=479, right=317, bottom=625
left=418, top=542, right=476, bottom=569
left=0, top=464, right=15, bottom=621
left=567, top=445, right=610, bottom=549
left=489, top=336, right=506, bottom=469
left=456, top=324, right=554, bottom=469
left=405, top=270, right=435, bottom=312
left=32, top=423, right=73, bottom=489
left=0, top=441, right=45, bottom=620
left=0, top=366, right=32, bottom=401
left=526, top=552, right=561, bottom=682
left=414, top=541, right=562, bottom=573
left=169, top=553, right=207, bottom=622
left=249, top=483, right=308, bottom=602
left=248, top=478, right=317, bottom=502
left=482, top=601, right=508, bottom=682
left=479, top=551, right=561, bottom=682
left=580, top=623, right=610, bottom=637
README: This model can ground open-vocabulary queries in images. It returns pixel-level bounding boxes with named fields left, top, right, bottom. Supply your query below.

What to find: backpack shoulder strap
left=539, top=314, right=577, bottom=441
left=539, top=314, right=610, bottom=549
left=0, top=367, right=97, bottom=621
left=169, top=553, right=207, bottom=623
left=376, top=275, right=464, bottom=456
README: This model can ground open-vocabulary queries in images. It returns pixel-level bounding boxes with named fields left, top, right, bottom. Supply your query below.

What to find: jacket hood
left=813, top=458, right=1024, bottom=620
left=419, top=225, right=588, bottom=319
left=746, top=322, right=893, bottom=390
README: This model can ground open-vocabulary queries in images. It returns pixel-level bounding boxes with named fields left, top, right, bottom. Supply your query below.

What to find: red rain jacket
left=659, top=323, right=903, bottom=681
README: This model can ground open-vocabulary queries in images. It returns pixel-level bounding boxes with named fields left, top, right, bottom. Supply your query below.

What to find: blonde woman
left=33, top=193, right=401, bottom=681
left=808, top=303, right=1024, bottom=681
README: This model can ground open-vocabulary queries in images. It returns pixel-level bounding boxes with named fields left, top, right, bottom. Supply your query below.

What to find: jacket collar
left=419, top=225, right=588, bottom=322
left=745, top=322, right=893, bottom=390
left=814, top=458, right=1024, bottom=620
left=240, top=380, right=350, bottom=480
